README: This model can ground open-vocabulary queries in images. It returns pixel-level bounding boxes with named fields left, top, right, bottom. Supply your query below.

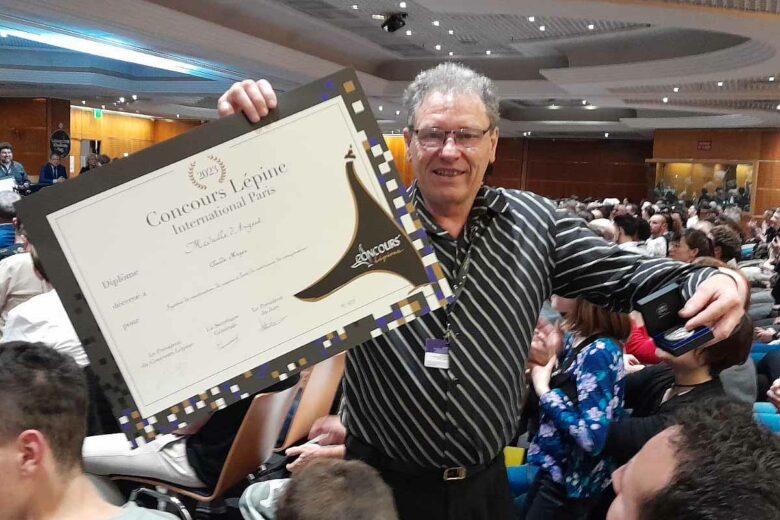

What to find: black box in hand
left=636, top=283, right=714, bottom=356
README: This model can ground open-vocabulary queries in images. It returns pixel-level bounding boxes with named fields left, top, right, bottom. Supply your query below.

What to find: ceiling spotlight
left=351, top=4, right=358, bottom=10
left=587, top=24, right=595, bottom=30
left=101, top=104, right=105, bottom=109
left=548, top=103, right=560, bottom=109
left=486, top=50, right=491, bottom=55
left=448, top=29, right=454, bottom=35
left=399, top=1, right=406, bottom=8
left=448, top=51, right=453, bottom=56
left=382, top=12, right=408, bottom=33
left=395, top=110, right=400, bottom=115
left=539, top=25, right=546, bottom=31
left=131, top=94, right=138, bottom=100
left=582, top=99, right=587, bottom=105
left=371, top=14, right=385, bottom=20
left=662, top=97, right=669, bottom=103
left=770, top=76, right=776, bottom=82
left=81, top=100, right=86, bottom=105
left=776, top=104, right=780, bottom=110
left=584, top=105, right=597, bottom=110
left=604, top=132, right=610, bottom=137
left=434, top=44, right=441, bottom=50
left=717, top=81, right=724, bottom=87
left=176, top=114, right=180, bottom=118
left=378, top=105, right=383, bottom=111
left=432, top=20, right=440, bottom=26
left=119, top=96, right=125, bottom=103
left=528, top=16, right=535, bottom=22
left=673, top=87, right=679, bottom=93
left=123, top=152, right=129, bottom=157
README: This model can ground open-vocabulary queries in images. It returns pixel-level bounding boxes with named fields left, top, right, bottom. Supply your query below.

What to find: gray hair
left=0, top=190, right=20, bottom=220
left=402, top=62, right=500, bottom=129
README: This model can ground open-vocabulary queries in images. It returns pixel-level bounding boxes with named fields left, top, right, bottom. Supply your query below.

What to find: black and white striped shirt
left=341, top=183, right=715, bottom=468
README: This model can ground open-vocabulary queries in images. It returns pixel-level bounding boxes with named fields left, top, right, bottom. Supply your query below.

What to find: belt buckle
left=443, top=466, right=467, bottom=481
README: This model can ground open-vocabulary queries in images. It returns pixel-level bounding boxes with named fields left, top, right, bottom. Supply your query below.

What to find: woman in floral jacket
left=524, top=296, right=629, bottom=519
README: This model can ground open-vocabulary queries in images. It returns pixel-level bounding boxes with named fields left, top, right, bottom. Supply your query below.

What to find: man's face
left=607, top=428, right=678, bottom=520
left=648, top=215, right=666, bottom=237
left=404, top=91, right=498, bottom=212
left=0, top=148, right=12, bottom=166
left=49, top=155, right=60, bottom=166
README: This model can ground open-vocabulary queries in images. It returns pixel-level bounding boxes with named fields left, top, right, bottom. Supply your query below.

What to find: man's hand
left=768, top=378, right=780, bottom=412
left=755, top=327, right=776, bottom=343
left=679, top=272, right=746, bottom=342
left=308, top=415, right=346, bottom=446
left=217, top=79, right=277, bottom=122
left=285, top=443, right=345, bottom=473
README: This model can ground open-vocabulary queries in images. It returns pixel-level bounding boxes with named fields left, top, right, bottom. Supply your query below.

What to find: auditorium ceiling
left=0, top=0, right=779, bottom=138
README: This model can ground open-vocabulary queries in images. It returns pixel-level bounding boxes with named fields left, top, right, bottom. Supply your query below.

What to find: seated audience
left=525, top=297, right=628, bottom=519
left=607, top=401, right=780, bottom=520
left=0, top=342, right=175, bottom=519
left=38, top=152, right=68, bottom=185
left=668, top=228, right=712, bottom=263
left=80, top=153, right=100, bottom=174
left=613, top=215, right=646, bottom=255
left=604, top=315, right=752, bottom=465
left=274, top=459, right=398, bottom=520
left=709, top=224, right=742, bottom=267
left=645, top=215, right=669, bottom=257
left=0, top=142, right=28, bottom=184
left=0, top=191, right=20, bottom=248
left=0, top=243, right=51, bottom=338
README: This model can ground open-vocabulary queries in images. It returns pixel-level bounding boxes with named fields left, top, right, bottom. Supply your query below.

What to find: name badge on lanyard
left=424, top=338, right=450, bottom=369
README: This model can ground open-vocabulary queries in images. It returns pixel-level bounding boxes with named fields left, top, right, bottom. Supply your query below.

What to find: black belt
left=346, top=434, right=499, bottom=482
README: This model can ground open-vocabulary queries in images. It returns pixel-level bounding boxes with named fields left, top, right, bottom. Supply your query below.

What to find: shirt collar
left=407, top=180, right=510, bottom=236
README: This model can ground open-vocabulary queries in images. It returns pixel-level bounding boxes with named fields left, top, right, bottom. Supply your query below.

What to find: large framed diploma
left=17, top=69, right=452, bottom=445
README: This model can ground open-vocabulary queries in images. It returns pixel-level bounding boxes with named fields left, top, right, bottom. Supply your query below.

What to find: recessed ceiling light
left=662, top=97, right=669, bottom=103
left=395, top=110, right=400, bottom=115
left=371, top=14, right=385, bottom=20
left=776, top=104, right=780, bottom=110
left=528, top=16, right=535, bottom=22
left=351, top=4, right=358, bottom=10
left=434, top=44, right=441, bottom=51
left=448, top=51, right=453, bottom=56
left=770, top=76, right=776, bottom=82
left=119, top=96, right=125, bottom=103
left=587, top=24, right=595, bottom=30
left=176, top=114, right=180, bottom=118
left=101, top=104, right=105, bottom=109
left=486, top=50, right=491, bottom=55
left=582, top=99, right=587, bottom=105
left=717, top=81, right=724, bottom=87
left=378, top=105, right=383, bottom=111
left=548, top=104, right=559, bottom=109
left=399, top=1, right=406, bottom=8
left=81, top=100, right=86, bottom=104
left=131, top=94, right=138, bottom=100
left=448, top=29, right=454, bottom=35
left=405, top=29, right=412, bottom=36
left=539, top=25, right=546, bottom=31
left=123, top=152, right=129, bottom=157
left=432, top=20, right=440, bottom=26
left=584, top=105, right=597, bottom=110
left=604, top=132, right=609, bottom=137
left=673, top=87, right=679, bottom=92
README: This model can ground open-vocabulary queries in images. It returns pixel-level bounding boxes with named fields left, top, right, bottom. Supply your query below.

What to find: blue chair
left=756, top=413, right=780, bottom=433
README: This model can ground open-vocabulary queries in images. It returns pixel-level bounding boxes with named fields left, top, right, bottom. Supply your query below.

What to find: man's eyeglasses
left=413, top=127, right=492, bottom=149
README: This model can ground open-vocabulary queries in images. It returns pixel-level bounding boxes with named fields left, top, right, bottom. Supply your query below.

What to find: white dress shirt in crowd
left=645, top=236, right=668, bottom=258
left=0, top=252, right=50, bottom=336
left=3, top=288, right=89, bottom=367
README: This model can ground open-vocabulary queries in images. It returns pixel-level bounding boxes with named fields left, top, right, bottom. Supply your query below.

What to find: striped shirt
left=341, top=183, right=715, bottom=468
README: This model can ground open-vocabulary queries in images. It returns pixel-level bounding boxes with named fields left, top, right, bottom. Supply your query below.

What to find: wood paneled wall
left=383, top=136, right=654, bottom=201
left=0, top=98, right=70, bottom=180
left=69, top=109, right=201, bottom=174
left=653, top=129, right=780, bottom=214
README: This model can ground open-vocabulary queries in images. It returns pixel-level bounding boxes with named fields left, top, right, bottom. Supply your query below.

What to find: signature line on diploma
left=217, top=337, right=239, bottom=350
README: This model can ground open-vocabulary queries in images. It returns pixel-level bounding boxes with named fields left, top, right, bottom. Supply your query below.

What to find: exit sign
left=94, top=108, right=103, bottom=119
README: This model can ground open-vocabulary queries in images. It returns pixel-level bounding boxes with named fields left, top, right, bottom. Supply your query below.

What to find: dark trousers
left=346, top=436, right=514, bottom=520
left=523, top=471, right=597, bottom=520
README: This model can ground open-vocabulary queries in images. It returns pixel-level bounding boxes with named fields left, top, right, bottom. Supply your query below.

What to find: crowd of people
left=0, top=63, right=778, bottom=520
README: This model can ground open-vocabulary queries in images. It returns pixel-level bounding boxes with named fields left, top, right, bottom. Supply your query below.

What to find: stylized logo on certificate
left=17, top=69, right=452, bottom=445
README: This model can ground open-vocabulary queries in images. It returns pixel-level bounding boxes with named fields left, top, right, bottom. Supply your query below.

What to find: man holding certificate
left=230, top=64, right=745, bottom=520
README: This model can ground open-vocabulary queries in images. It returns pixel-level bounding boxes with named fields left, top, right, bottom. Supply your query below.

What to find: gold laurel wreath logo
left=187, top=155, right=227, bottom=190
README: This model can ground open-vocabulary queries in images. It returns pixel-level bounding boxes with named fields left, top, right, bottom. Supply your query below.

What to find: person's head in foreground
left=607, top=400, right=780, bottom=520
left=276, top=458, right=398, bottom=520
left=669, top=228, right=713, bottom=263
left=402, top=62, right=499, bottom=215
left=0, top=342, right=133, bottom=520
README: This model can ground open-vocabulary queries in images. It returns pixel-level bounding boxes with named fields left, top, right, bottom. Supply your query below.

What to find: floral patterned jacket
left=528, top=333, right=626, bottom=499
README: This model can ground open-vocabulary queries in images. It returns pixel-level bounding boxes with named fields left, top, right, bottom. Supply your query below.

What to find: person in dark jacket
left=38, top=153, right=68, bottom=185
